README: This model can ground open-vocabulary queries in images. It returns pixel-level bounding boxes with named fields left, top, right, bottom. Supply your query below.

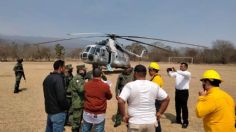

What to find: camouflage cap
left=17, top=58, right=23, bottom=62
left=76, top=64, right=86, bottom=70
left=65, top=64, right=73, bottom=70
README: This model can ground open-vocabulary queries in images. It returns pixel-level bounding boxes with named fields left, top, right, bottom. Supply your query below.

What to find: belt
left=176, top=89, right=188, bottom=91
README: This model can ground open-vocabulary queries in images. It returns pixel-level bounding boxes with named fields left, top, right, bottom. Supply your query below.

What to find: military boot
left=14, top=87, right=19, bottom=93
left=14, top=81, right=20, bottom=93
left=14, top=90, right=19, bottom=93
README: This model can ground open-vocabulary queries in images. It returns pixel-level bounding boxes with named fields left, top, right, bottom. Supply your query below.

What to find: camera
left=167, top=68, right=172, bottom=72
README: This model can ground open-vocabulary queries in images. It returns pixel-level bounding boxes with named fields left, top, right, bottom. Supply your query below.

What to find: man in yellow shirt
left=149, top=62, right=164, bottom=87
left=196, top=70, right=235, bottom=132
left=148, top=62, right=164, bottom=132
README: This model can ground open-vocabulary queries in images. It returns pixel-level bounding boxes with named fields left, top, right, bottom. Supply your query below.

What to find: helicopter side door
left=111, top=50, right=130, bottom=68
left=99, top=48, right=109, bottom=65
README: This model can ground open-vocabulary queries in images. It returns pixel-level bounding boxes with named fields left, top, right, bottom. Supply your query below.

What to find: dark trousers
left=155, top=100, right=161, bottom=132
left=14, top=74, right=22, bottom=92
left=175, top=89, right=189, bottom=124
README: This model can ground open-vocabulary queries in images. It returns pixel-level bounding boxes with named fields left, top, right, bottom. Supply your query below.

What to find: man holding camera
left=167, top=62, right=191, bottom=128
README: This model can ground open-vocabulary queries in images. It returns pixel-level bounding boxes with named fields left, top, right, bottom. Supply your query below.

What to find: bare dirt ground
left=0, top=61, right=235, bottom=132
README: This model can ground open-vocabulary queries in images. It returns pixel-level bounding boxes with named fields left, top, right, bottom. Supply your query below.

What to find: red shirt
left=84, top=78, right=112, bottom=114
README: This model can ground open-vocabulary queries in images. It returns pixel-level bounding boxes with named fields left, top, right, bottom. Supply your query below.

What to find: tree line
left=0, top=39, right=235, bottom=64
left=0, top=41, right=82, bottom=61
left=126, top=40, right=236, bottom=64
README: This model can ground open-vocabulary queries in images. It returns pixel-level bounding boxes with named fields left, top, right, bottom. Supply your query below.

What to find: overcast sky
left=0, top=0, right=235, bottom=47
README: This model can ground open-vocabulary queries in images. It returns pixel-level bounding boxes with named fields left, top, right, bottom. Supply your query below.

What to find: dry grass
left=0, top=61, right=235, bottom=132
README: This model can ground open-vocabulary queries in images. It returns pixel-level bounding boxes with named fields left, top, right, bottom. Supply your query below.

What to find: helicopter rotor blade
left=67, top=32, right=104, bottom=36
left=33, top=33, right=117, bottom=45
left=34, top=37, right=80, bottom=45
left=33, top=36, right=103, bottom=45
left=68, top=33, right=121, bottom=39
left=120, top=37, right=171, bottom=52
left=119, top=35, right=208, bottom=48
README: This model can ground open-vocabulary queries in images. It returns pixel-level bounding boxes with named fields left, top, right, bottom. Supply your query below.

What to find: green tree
left=55, top=44, right=65, bottom=59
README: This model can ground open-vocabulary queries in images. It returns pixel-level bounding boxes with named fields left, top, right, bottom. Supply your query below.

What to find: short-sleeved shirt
left=119, top=80, right=168, bottom=124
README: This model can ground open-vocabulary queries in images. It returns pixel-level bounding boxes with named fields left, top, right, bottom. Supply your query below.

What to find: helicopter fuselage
left=80, top=44, right=130, bottom=68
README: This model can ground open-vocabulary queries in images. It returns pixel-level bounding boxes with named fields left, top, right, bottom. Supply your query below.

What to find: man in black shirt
left=43, top=60, right=69, bottom=132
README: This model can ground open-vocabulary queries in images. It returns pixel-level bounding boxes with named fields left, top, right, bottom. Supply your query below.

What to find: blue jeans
left=82, top=119, right=105, bottom=132
left=45, top=112, right=66, bottom=132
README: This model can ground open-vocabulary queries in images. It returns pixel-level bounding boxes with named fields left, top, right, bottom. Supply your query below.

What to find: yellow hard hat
left=200, top=70, right=222, bottom=82
left=149, top=62, right=160, bottom=70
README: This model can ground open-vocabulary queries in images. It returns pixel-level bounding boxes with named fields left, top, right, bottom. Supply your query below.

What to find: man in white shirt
left=167, top=62, right=191, bottom=128
left=117, top=64, right=170, bottom=132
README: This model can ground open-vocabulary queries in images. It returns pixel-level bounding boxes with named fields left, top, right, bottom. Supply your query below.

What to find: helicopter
left=35, top=33, right=207, bottom=71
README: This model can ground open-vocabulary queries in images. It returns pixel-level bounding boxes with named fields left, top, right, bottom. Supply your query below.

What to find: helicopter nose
left=81, top=53, right=87, bottom=60
left=88, top=54, right=93, bottom=61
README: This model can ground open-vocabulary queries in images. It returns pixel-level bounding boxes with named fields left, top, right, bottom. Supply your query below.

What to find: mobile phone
left=202, top=84, right=206, bottom=91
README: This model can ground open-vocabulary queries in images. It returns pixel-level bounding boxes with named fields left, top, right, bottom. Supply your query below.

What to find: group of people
left=115, top=62, right=192, bottom=132
left=14, top=59, right=235, bottom=132
left=43, top=60, right=112, bottom=132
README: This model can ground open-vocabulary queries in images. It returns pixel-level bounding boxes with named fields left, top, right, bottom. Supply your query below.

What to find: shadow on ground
left=19, top=88, right=28, bottom=92
left=104, top=70, right=123, bottom=75
left=164, top=113, right=176, bottom=123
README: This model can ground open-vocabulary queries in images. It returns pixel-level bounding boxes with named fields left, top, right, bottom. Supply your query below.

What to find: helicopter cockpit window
left=101, top=49, right=105, bottom=56
left=85, top=47, right=90, bottom=52
left=96, top=48, right=100, bottom=53
left=90, top=47, right=95, bottom=54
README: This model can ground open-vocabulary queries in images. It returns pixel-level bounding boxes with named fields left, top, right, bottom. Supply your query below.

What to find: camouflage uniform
left=85, top=70, right=107, bottom=81
left=114, top=67, right=133, bottom=127
left=64, top=64, right=73, bottom=125
left=69, top=65, right=85, bottom=132
left=65, top=64, right=73, bottom=91
left=84, top=64, right=107, bottom=81
left=13, top=58, right=25, bottom=93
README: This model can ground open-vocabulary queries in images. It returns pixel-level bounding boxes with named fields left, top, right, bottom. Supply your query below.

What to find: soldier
left=65, top=64, right=74, bottom=90
left=114, top=66, right=133, bottom=127
left=64, top=64, right=73, bottom=126
left=68, top=65, right=86, bottom=132
left=76, top=64, right=87, bottom=80
left=85, top=64, right=107, bottom=81
left=13, top=58, right=26, bottom=93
